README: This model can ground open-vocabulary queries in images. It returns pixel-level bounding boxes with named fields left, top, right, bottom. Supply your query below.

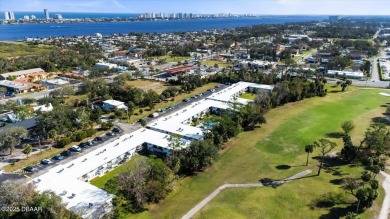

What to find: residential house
left=102, top=100, right=128, bottom=111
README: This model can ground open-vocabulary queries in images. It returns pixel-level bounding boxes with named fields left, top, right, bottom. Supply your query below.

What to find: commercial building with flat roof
left=0, top=68, right=45, bottom=80
left=0, top=80, right=32, bottom=93
left=326, top=70, right=364, bottom=79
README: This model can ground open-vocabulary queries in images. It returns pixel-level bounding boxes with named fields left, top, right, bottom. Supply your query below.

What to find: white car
left=70, top=145, right=81, bottom=152
left=41, top=159, right=52, bottom=165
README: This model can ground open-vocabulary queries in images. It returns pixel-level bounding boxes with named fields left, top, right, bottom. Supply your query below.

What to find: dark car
left=53, top=154, right=64, bottom=160
left=106, top=132, right=114, bottom=136
left=112, top=127, right=121, bottom=133
left=24, top=166, right=37, bottom=172
left=61, top=150, right=72, bottom=157
left=79, top=142, right=89, bottom=148
left=94, top=136, right=103, bottom=141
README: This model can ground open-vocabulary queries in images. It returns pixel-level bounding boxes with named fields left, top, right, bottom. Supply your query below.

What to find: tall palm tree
left=305, top=144, right=314, bottom=166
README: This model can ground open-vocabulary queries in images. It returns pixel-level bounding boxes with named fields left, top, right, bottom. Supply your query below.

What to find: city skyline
left=1, top=0, right=390, bottom=15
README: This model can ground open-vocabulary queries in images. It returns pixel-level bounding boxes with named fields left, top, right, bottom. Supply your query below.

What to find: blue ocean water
left=1, top=12, right=141, bottom=19
left=0, top=15, right=326, bottom=41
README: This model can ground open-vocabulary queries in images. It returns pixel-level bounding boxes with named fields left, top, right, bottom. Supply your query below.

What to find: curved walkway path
left=379, top=171, right=390, bottom=219
left=181, top=169, right=313, bottom=219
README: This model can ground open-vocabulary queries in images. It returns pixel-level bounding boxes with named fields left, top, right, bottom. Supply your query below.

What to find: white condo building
left=29, top=82, right=274, bottom=218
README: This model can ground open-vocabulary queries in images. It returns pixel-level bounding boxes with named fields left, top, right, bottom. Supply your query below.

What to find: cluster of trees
left=211, top=69, right=327, bottom=102
left=0, top=182, right=77, bottom=219
left=327, top=56, right=353, bottom=70
left=49, top=86, right=75, bottom=98
left=334, top=39, right=379, bottom=57
left=339, top=121, right=388, bottom=213
left=309, top=20, right=377, bottom=39
left=0, top=102, right=34, bottom=128
left=305, top=121, right=388, bottom=215
left=0, top=43, right=103, bottom=73
left=34, top=107, right=102, bottom=145
left=79, top=74, right=208, bottom=118
left=104, top=156, right=174, bottom=214
left=0, top=126, right=28, bottom=155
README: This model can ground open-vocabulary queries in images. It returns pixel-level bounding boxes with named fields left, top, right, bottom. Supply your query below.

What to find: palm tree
left=305, top=144, right=314, bottom=166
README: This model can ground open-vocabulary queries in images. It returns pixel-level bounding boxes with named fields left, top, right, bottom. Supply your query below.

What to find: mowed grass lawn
left=239, top=92, right=256, bottom=100
left=91, top=155, right=142, bottom=188
left=200, top=60, right=231, bottom=68
left=126, top=79, right=172, bottom=94
left=126, top=87, right=389, bottom=219
left=0, top=42, right=57, bottom=57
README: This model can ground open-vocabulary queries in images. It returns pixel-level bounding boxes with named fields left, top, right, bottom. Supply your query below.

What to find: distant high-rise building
left=55, top=14, right=63, bottom=19
left=31, top=15, right=36, bottom=20
left=4, top=11, right=15, bottom=20
left=4, top=12, right=10, bottom=20
left=23, top=15, right=30, bottom=20
left=44, top=9, right=50, bottom=20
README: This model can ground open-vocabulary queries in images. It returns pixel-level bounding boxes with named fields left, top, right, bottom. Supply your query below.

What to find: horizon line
left=2, top=11, right=390, bottom=16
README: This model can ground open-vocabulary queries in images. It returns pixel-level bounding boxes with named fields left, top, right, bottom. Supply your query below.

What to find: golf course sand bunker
left=379, top=93, right=390, bottom=96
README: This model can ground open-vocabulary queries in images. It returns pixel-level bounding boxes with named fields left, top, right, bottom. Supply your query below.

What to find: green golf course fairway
left=126, top=86, right=389, bottom=219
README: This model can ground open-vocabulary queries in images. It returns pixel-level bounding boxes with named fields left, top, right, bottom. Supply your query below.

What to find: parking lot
left=0, top=127, right=124, bottom=183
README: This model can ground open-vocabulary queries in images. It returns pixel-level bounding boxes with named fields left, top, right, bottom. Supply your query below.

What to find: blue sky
left=1, top=0, right=389, bottom=15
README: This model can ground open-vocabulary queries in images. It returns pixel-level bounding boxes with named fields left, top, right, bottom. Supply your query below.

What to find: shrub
left=57, top=138, right=71, bottom=148
left=101, top=122, right=114, bottom=130
left=75, top=131, right=87, bottom=142
left=86, top=129, right=97, bottom=137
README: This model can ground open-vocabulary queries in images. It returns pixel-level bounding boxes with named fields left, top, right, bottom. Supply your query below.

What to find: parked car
left=148, top=112, right=159, bottom=118
left=106, top=132, right=114, bottom=136
left=94, top=136, right=103, bottom=141
left=40, top=159, right=52, bottom=165
left=24, top=166, right=37, bottom=172
left=79, top=142, right=89, bottom=148
left=60, top=150, right=72, bottom=157
left=112, top=127, right=121, bottom=133
left=53, top=154, right=64, bottom=160
left=183, top=98, right=190, bottom=102
left=70, top=145, right=81, bottom=152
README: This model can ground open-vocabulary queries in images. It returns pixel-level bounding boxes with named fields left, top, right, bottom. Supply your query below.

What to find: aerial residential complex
left=28, top=82, right=273, bottom=217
